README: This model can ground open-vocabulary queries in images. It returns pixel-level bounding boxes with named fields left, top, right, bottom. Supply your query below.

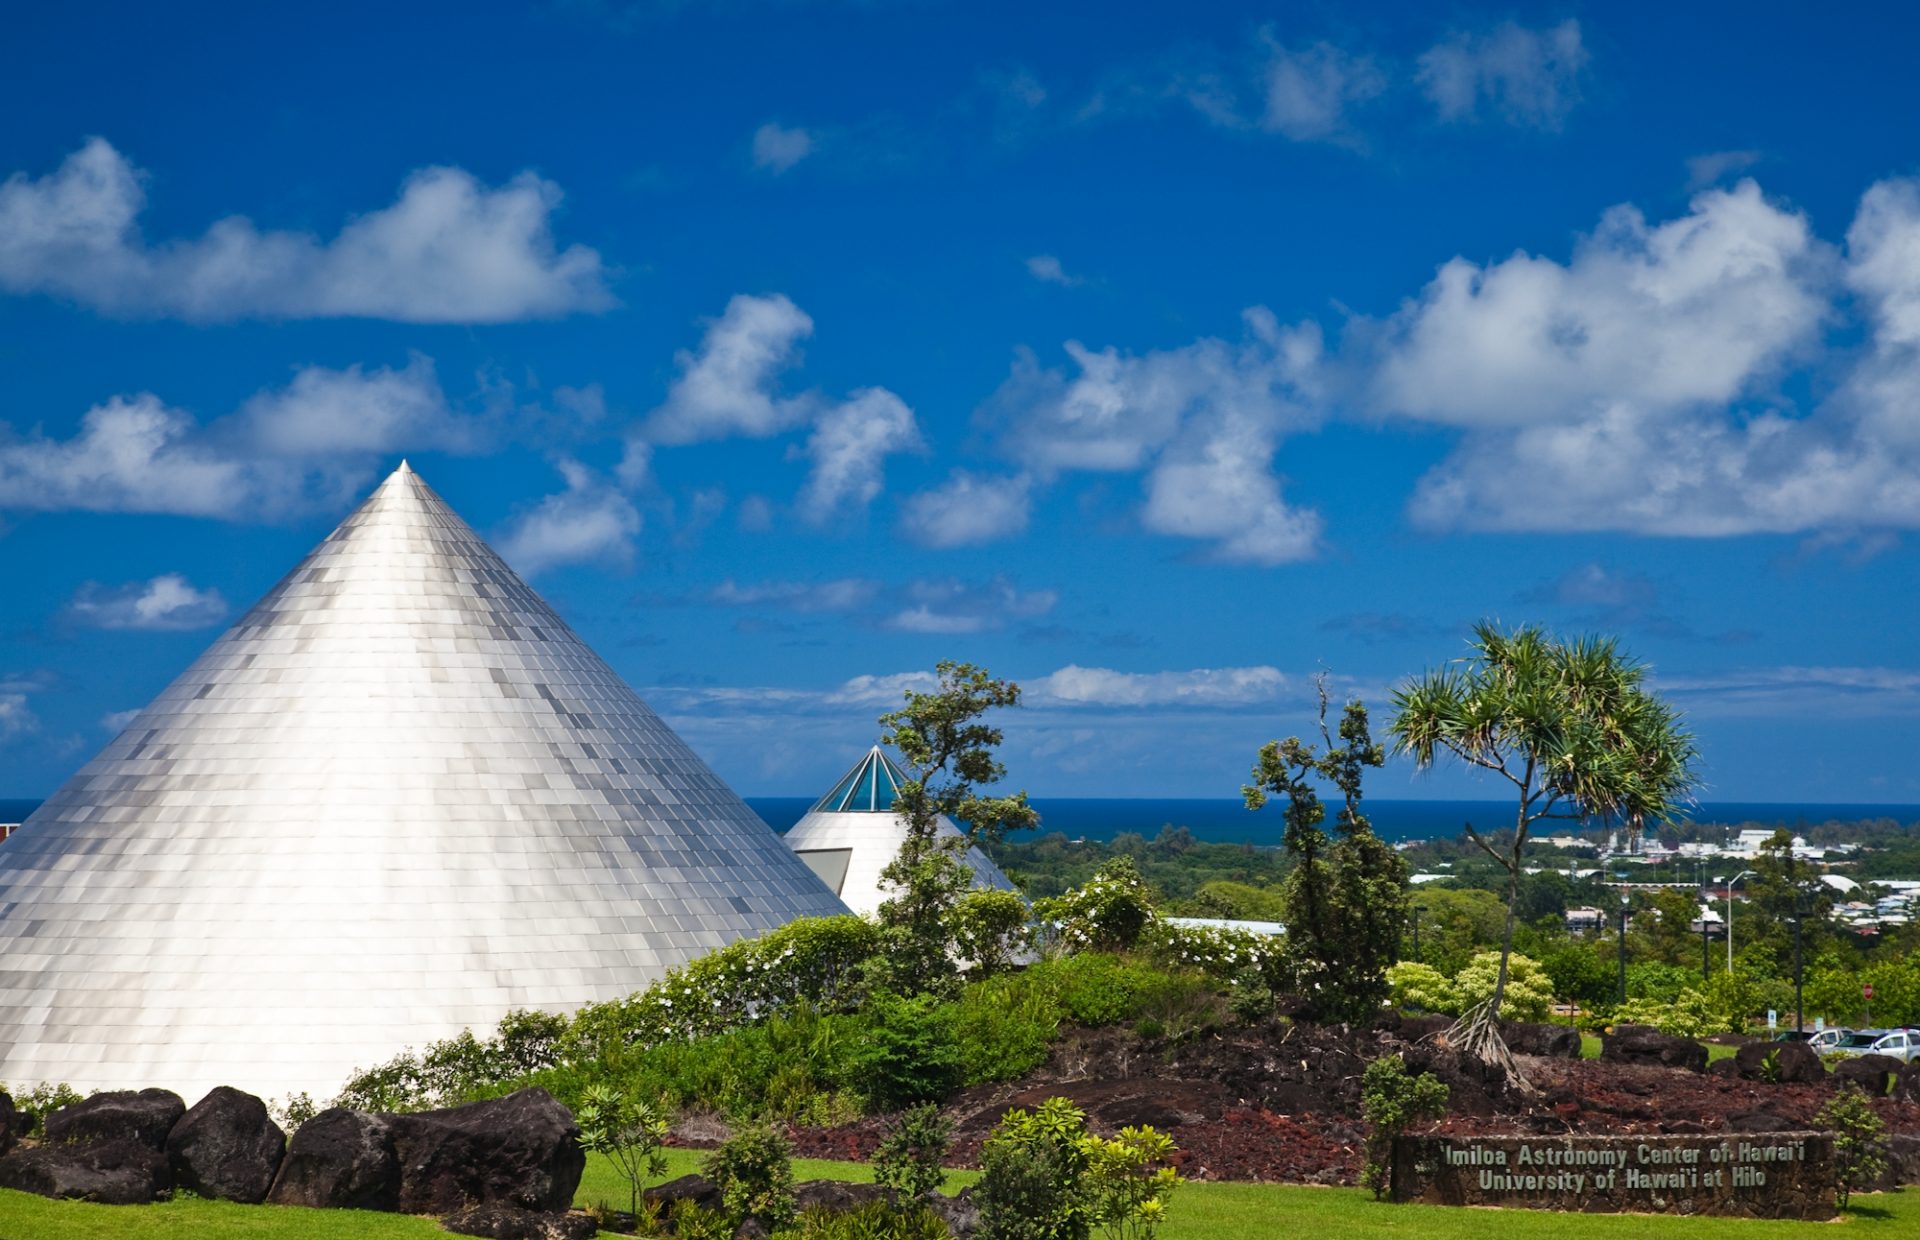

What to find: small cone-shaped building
left=784, top=746, right=1019, bottom=917
left=0, top=464, right=846, bottom=1101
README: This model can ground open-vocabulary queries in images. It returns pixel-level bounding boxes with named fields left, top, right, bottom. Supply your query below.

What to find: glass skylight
left=811, top=746, right=909, bottom=812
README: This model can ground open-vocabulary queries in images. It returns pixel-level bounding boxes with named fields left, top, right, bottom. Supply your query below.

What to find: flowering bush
left=1033, top=857, right=1155, bottom=953
left=1139, top=921, right=1285, bottom=991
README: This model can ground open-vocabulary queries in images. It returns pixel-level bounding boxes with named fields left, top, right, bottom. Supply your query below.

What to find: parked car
left=1774, top=1027, right=1851, bottom=1052
left=1827, top=1029, right=1919, bottom=1062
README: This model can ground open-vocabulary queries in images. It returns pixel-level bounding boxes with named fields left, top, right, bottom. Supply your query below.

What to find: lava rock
left=1601, top=1024, right=1708, bottom=1072
left=1830, top=1053, right=1902, bottom=1097
left=1900, top=1063, right=1920, bottom=1103
left=1726, top=1109, right=1795, bottom=1132
left=1734, top=1040, right=1824, bottom=1083
left=1706, top=1057, right=1737, bottom=1078
left=1502, top=1022, right=1581, bottom=1059
left=0, top=1137, right=172, bottom=1204
left=266, top=1107, right=401, bottom=1211
left=925, top=1185, right=979, bottom=1239
left=390, top=1088, right=585, bottom=1215
left=645, top=1173, right=725, bottom=1213
left=793, top=1179, right=891, bottom=1213
left=442, top=1202, right=598, bottom=1239
left=0, top=1092, right=15, bottom=1159
left=167, top=1086, right=286, bottom=1204
left=43, top=1088, right=185, bottom=1151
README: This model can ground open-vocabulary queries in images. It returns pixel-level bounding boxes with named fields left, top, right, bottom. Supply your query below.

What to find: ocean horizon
left=8, top=797, right=1912, bottom=846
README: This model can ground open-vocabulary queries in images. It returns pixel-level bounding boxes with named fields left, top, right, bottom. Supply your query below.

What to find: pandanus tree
left=1389, top=623, right=1698, bottom=1082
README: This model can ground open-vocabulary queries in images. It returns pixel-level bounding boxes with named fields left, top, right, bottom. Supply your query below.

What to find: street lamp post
left=1722, top=870, right=1758, bottom=971
left=1618, top=891, right=1631, bottom=1005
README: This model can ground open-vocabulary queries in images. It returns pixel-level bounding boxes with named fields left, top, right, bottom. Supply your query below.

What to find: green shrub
left=1037, top=954, right=1171, bottom=1028
left=953, top=889, right=1033, bottom=977
left=1612, top=990, right=1715, bottom=1038
left=1081, top=1126, right=1181, bottom=1240
left=873, top=1102, right=953, bottom=1200
left=1385, top=952, right=1552, bottom=1021
left=1817, top=1083, right=1888, bottom=1210
left=668, top=1199, right=736, bottom=1240
left=1034, top=858, right=1155, bottom=954
left=575, top=1082, right=669, bottom=1218
left=704, top=1123, right=797, bottom=1229
left=7, top=1082, right=85, bottom=1135
left=977, top=1098, right=1093, bottom=1240
left=850, top=992, right=964, bottom=1112
left=1359, top=1054, right=1448, bottom=1200
left=1138, top=922, right=1284, bottom=990
left=784, top=1199, right=953, bottom=1240
left=956, top=977, right=1061, bottom=1086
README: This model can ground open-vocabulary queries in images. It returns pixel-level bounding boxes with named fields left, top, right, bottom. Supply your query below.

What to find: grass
left=0, top=1152, right=1910, bottom=1239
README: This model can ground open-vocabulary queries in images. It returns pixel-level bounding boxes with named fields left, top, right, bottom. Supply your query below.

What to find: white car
left=1810, top=1027, right=1852, bottom=1053
left=1828, top=1029, right=1919, bottom=1062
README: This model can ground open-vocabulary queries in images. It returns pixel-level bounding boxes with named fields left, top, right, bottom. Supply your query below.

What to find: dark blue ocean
left=3, top=797, right=1915, bottom=846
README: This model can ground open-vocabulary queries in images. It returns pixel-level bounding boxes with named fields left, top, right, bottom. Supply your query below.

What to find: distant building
left=0, top=823, right=16, bottom=842
left=1565, top=906, right=1605, bottom=932
left=783, top=745, right=1019, bottom=917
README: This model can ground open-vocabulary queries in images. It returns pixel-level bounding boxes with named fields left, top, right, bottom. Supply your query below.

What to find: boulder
left=266, top=1107, right=401, bottom=1211
left=1601, top=1025, right=1707, bottom=1072
left=793, top=1179, right=891, bottom=1213
left=925, top=1185, right=980, bottom=1239
left=1733, top=1040, right=1824, bottom=1084
left=1502, top=1022, right=1581, bottom=1059
left=0, top=1137, right=171, bottom=1204
left=390, top=1088, right=584, bottom=1215
left=1900, top=1063, right=1920, bottom=1103
left=43, top=1088, right=185, bottom=1151
left=1705, top=1057, right=1737, bottom=1078
left=1830, top=1054, right=1902, bottom=1097
left=442, top=1203, right=598, bottom=1240
left=167, top=1086, right=286, bottom=1204
left=0, top=1092, right=15, bottom=1159
left=1726, top=1110, right=1794, bottom=1132
left=645, top=1173, right=725, bottom=1214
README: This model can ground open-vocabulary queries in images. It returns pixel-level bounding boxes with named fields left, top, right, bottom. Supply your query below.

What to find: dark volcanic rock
left=1601, top=1024, right=1707, bottom=1072
left=167, top=1086, right=286, bottom=1204
left=442, top=1202, right=597, bottom=1240
left=1726, top=1109, right=1795, bottom=1132
left=0, top=1137, right=171, bottom=1204
left=1706, top=1058, right=1737, bottom=1078
left=43, top=1088, right=185, bottom=1151
left=1829, top=1054, right=1901, bottom=1096
left=1734, top=1040, right=1824, bottom=1084
left=1503, top=1022, right=1581, bottom=1059
left=391, top=1088, right=584, bottom=1215
left=645, top=1173, right=725, bottom=1213
left=926, top=1185, right=980, bottom=1239
left=793, top=1179, right=890, bottom=1213
left=1901, top=1063, right=1920, bottom=1103
left=266, top=1107, right=401, bottom=1210
left=0, top=1092, right=15, bottom=1158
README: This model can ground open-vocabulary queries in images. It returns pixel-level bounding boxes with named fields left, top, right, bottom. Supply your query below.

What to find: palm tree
left=1390, top=623, right=1698, bottom=1084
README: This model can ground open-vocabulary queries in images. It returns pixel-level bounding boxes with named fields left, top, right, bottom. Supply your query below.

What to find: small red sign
left=1864, top=983, right=1874, bottom=1000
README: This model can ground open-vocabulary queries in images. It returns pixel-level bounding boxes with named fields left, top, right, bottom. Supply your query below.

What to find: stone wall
left=1391, top=1132, right=1836, bottom=1220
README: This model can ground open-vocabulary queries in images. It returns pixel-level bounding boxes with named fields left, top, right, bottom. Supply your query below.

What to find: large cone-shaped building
left=0, top=464, right=846, bottom=1101
left=784, top=746, right=1018, bottom=917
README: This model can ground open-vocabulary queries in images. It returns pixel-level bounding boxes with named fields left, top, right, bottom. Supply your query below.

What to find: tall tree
left=1389, top=623, right=1698, bottom=1078
left=877, top=661, right=1039, bottom=994
left=1245, top=685, right=1409, bottom=1023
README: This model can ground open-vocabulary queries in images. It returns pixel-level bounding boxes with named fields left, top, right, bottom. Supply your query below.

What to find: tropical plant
left=574, top=1082, right=670, bottom=1219
left=1245, top=687, right=1409, bottom=1023
left=1034, top=856, right=1155, bottom=954
left=876, top=662, right=1040, bottom=995
left=1390, top=623, right=1698, bottom=1079
left=952, top=889, right=1032, bottom=977
left=1817, top=1083, right=1888, bottom=1210
left=1359, top=1054, right=1449, bottom=1200
left=873, top=1102, right=954, bottom=1199
left=848, top=991, right=965, bottom=1111
left=1080, top=1126, right=1182, bottom=1240
left=703, top=1122, right=797, bottom=1230
left=977, top=1098, right=1094, bottom=1240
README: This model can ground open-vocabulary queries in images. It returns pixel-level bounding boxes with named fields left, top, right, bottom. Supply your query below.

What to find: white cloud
left=880, top=576, right=1057, bottom=635
left=1370, top=177, right=1920, bottom=536
left=643, top=293, right=816, bottom=445
left=898, top=470, right=1033, bottom=547
left=826, top=671, right=941, bottom=709
left=1527, top=563, right=1659, bottom=614
left=1687, top=149, right=1764, bottom=192
left=752, top=123, right=815, bottom=173
left=1029, top=664, right=1290, bottom=708
left=0, top=360, right=482, bottom=519
left=66, top=573, right=229, bottom=631
left=1025, top=255, right=1082, bottom=286
left=1258, top=38, right=1385, bottom=143
left=1417, top=20, right=1588, bottom=130
left=1655, top=666, right=1920, bottom=718
left=235, top=354, right=473, bottom=457
left=101, top=708, right=141, bottom=733
left=979, top=307, right=1324, bottom=561
left=0, top=693, right=35, bottom=740
left=708, top=577, right=882, bottom=612
left=0, top=138, right=611, bottom=322
left=497, top=460, right=642, bottom=576
left=795, top=387, right=924, bottom=523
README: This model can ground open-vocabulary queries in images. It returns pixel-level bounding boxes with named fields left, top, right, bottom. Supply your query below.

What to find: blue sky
left=2, top=1, right=1917, bottom=803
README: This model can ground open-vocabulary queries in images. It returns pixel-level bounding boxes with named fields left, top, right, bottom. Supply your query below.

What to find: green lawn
left=0, top=1151, right=1910, bottom=1240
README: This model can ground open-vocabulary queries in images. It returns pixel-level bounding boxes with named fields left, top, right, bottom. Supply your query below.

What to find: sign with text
left=1391, top=1133, right=1835, bottom=1219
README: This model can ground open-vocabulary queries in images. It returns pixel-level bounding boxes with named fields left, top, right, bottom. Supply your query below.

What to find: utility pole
left=1618, top=891, right=1630, bottom=1006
